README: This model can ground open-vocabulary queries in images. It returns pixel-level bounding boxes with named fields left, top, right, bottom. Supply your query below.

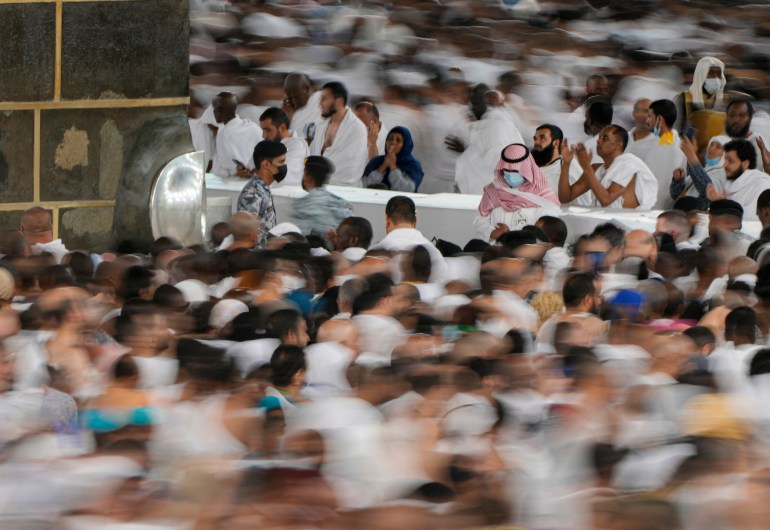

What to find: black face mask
left=273, top=164, right=288, bottom=183
left=531, top=143, right=556, bottom=167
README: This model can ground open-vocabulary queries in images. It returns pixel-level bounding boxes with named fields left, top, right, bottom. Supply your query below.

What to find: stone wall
left=0, top=0, right=192, bottom=252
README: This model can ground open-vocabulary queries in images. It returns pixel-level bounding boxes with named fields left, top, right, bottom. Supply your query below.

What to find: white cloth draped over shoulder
left=596, top=152, right=658, bottom=210
left=211, top=116, right=262, bottom=178
left=455, top=108, right=524, bottom=194
left=725, top=169, right=770, bottom=221
left=289, top=90, right=323, bottom=144
left=310, top=108, right=369, bottom=187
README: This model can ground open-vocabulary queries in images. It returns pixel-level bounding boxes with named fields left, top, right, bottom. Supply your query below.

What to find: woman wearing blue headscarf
left=362, top=126, right=424, bottom=192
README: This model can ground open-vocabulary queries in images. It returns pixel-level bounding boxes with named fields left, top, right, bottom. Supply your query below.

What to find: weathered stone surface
left=61, top=0, right=189, bottom=100
left=0, top=4, right=55, bottom=101
left=60, top=207, right=114, bottom=252
left=0, top=211, right=25, bottom=234
left=0, top=111, right=35, bottom=204
left=40, top=106, right=190, bottom=202
left=111, top=111, right=195, bottom=247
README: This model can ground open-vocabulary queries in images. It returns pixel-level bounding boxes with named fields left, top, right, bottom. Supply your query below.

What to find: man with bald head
left=20, top=207, right=68, bottom=263
left=627, top=98, right=654, bottom=157
left=226, top=211, right=261, bottom=251
left=283, top=73, right=323, bottom=145
left=624, top=229, right=659, bottom=272
left=453, top=84, right=524, bottom=194
left=210, top=91, right=262, bottom=178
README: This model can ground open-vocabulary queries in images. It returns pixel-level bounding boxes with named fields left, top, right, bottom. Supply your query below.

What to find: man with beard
left=707, top=139, right=770, bottom=221
left=724, top=99, right=765, bottom=171
left=536, top=272, right=605, bottom=351
left=259, top=107, right=309, bottom=187
left=531, top=123, right=582, bottom=198
left=309, top=81, right=368, bottom=187
left=237, top=141, right=288, bottom=247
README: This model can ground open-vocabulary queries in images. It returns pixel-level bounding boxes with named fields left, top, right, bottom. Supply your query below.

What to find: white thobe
left=310, top=108, right=368, bottom=187
left=211, top=116, right=262, bottom=177
left=420, top=102, right=468, bottom=193
left=455, top=108, right=524, bottom=194
left=289, top=91, right=323, bottom=145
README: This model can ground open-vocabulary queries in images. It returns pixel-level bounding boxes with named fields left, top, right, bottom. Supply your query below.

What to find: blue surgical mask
left=705, top=157, right=721, bottom=167
left=503, top=171, right=525, bottom=188
left=652, top=118, right=661, bottom=138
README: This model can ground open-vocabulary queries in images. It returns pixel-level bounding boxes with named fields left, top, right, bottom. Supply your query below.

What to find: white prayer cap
left=209, top=299, right=249, bottom=330
left=175, top=279, right=209, bottom=304
left=268, top=222, right=302, bottom=237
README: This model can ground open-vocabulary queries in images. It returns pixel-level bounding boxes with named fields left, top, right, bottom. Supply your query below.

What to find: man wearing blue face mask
left=474, top=143, right=560, bottom=242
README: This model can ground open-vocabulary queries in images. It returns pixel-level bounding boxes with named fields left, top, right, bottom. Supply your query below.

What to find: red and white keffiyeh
left=478, top=143, right=560, bottom=216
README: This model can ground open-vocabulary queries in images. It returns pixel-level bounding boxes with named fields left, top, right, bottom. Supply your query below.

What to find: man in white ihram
left=209, top=92, right=262, bottom=179
left=309, top=81, right=368, bottom=187
left=451, top=85, right=524, bottom=195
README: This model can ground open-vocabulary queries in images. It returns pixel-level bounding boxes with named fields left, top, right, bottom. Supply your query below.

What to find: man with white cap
left=237, top=140, right=288, bottom=247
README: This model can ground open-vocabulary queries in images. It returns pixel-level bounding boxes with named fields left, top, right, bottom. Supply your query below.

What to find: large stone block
left=0, top=211, right=25, bottom=234
left=0, top=111, right=35, bottom=204
left=0, top=4, right=56, bottom=101
left=60, top=206, right=114, bottom=252
left=40, top=106, right=190, bottom=202
left=61, top=0, right=189, bottom=100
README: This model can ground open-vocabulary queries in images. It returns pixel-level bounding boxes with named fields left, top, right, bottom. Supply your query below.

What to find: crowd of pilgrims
left=9, top=2, right=770, bottom=527
left=2, top=178, right=770, bottom=528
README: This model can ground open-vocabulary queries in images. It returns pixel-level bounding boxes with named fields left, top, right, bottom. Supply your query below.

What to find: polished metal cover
left=149, top=151, right=206, bottom=246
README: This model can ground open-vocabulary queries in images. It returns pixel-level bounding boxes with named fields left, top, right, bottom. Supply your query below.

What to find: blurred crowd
left=8, top=1, right=770, bottom=529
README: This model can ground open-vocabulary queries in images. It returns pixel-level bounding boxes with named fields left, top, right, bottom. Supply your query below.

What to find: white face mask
left=476, top=317, right=511, bottom=338
left=703, top=77, right=722, bottom=95
left=279, top=274, right=306, bottom=294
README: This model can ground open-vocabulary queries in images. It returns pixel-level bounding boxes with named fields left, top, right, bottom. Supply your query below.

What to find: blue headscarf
left=363, top=126, right=424, bottom=191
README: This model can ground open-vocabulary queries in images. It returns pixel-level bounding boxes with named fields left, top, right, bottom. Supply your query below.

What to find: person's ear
left=554, top=139, right=561, bottom=153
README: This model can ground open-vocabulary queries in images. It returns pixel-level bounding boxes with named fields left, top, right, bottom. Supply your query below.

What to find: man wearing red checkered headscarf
left=473, top=143, right=560, bottom=242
